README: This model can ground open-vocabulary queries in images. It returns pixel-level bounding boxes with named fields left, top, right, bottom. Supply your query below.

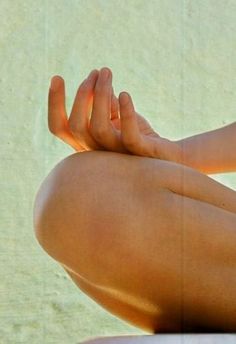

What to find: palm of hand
left=136, top=113, right=159, bottom=138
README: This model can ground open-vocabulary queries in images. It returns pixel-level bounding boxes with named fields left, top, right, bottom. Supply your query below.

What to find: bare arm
left=175, top=122, right=236, bottom=174
left=48, top=67, right=236, bottom=176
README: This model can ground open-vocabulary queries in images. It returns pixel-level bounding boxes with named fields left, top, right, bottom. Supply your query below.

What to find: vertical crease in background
left=43, top=0, right=48, bottom=341
left=180, top=0, right=186, bottom=336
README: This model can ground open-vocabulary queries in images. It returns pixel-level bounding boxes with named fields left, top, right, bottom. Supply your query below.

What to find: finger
left=48, top=75, right=84, bottom=151
left=111, top=87, right=121, bottom=130
left=90, top=67, right=125, bottom=151
left=111, top=87, right=119, bottom=120
left=119, top=92, right=144, bottom=154
left=68, top=69, right=101, bottom=150
left=48, top=76, right=68, bottom=134
left=111, top=116, right=121, bottom=131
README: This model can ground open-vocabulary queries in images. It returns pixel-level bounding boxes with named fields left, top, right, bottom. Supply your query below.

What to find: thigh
left=33, top=151, right=236, bottom=332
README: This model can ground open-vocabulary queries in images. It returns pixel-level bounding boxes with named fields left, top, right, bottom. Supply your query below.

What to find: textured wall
left=1, top=0, right=236, bottom=343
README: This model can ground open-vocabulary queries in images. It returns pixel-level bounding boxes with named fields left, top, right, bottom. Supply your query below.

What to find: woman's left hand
left=48, top=67, right=182, bottom=164
left=48, top=67, right=127, bottom=153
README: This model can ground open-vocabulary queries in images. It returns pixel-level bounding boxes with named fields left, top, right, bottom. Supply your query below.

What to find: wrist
left=173, top=139, right=191, bottom=167
left=174, top=139, right=209, bottom=174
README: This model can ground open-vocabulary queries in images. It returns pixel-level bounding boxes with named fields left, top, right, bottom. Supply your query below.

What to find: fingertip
left=119, top=92, right=130, bottom=107
left=99, top=67, right=112, bottom=81
left=50, top=75, right=63, bottom=91
left=101, top=66, right=112, bottom=74
left=87, top=69, right=99, bottom=81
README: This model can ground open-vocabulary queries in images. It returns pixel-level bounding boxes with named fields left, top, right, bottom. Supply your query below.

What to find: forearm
left=175, top=122, right=236, bottom=174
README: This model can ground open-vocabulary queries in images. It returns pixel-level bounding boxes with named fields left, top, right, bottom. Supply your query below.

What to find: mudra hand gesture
left=48, top=67, right=182, bottom=163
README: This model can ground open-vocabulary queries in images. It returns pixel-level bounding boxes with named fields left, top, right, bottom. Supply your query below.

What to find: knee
left=33, top=151, right=101, bottom=265
left=33, top=150, right=175, bottom=282
left=33, top=153, right=72, bottom=254
left=33, top=150, right=142, bottom=275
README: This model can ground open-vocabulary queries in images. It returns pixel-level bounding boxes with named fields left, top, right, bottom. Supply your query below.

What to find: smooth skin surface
left=48, top=67, right=236, bottom=174
left=34, top=150, right=236, bottom=333
left=33, top=67, right=236, bottom=338
left=48, top=68, right=183, bottom=163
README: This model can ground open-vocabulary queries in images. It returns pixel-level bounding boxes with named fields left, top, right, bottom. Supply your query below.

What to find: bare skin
left=48, top=68, right=183, bottom=162
left=34, top=67, right=236, bottom=339
left=33, top=150, right=236, bottom=333
left=48, top=67, right=236, bottom=174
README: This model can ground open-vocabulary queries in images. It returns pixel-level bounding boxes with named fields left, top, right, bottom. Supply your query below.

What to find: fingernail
left=87, top=69, right=98, bottom=81
left=50, top=76, right=61, bottom=91
left=119, top=92, right=130, bottom=106
left=100, top=68, right=110, bottom=81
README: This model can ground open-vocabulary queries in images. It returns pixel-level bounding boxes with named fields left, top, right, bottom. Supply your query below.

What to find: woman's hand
left=48, top=68, right=125, bottom=152
left=118, top=92, right=183, bottom=163
left=48, top=67, right=183, bottom=164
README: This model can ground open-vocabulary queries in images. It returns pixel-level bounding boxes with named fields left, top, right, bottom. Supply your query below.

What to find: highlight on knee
left=32, top=150, right=125, bottom=267
left=33, top=152, right=84, bottom=260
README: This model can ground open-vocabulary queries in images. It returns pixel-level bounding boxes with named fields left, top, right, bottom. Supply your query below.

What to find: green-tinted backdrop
left=1, top=0, right=235, bottom=343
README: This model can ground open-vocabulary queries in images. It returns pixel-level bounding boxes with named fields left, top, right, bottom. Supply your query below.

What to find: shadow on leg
left=33, top=151, right=236, bottom=333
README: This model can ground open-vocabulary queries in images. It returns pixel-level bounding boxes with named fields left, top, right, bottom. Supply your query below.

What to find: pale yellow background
left=0, top=0, right=235, bottom=343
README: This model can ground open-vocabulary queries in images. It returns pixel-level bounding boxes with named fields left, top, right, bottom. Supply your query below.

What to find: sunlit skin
left=33, top=67, right=236, bottom=339
left=48, top=67, right=236, bottom=173
left=48, top=68, right=183, bottom=163
left=34, top=151, right=236, bottom=333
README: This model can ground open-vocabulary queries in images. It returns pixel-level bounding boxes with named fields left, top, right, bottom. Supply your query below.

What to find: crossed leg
left=33, top=151, right=236, bottom=333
